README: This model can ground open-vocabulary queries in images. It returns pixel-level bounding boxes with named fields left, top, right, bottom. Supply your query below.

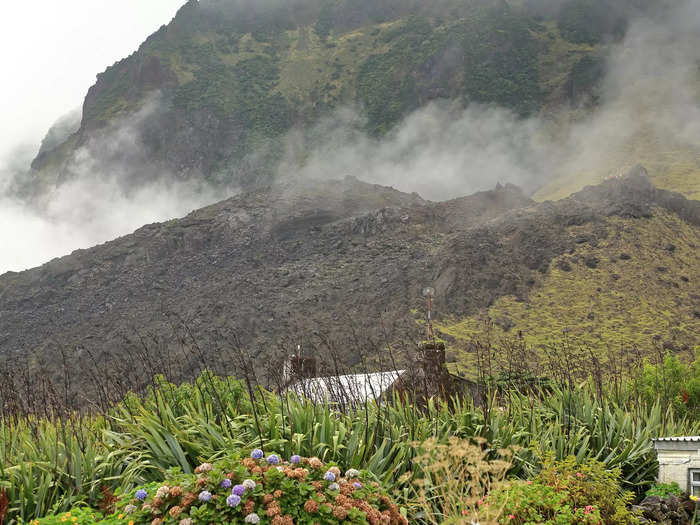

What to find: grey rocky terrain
left=0, top=168, right=698, bottom=383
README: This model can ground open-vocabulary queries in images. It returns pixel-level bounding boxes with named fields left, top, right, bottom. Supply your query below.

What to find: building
left=653, top=436, right=700, bottom=496
left=284, top=369, right=408, bottom=407
left=281, top=341, right=484, bottom=407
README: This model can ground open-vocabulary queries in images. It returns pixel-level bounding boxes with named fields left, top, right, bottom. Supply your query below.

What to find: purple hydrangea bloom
left=251, top=449, right=264, bottom=459
left=226, top=494, right=242, bottom=507
left=221, top=478, right=232, bottom=489
left=290, top=455, right=301, bottom=464
left=135, top=489, right=148, bottom=501
left=267, top=454, right=280, bottom=465
left=233, top=484, right=246, bottom=496
left=198, top=491, right=212, bottom=502
left=353, top=482, right=363, bottom=489
left=323, top=471, right=336, bottom=482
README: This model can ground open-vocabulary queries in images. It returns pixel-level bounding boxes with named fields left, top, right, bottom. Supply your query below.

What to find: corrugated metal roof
left=654, top=436, right=700, bottom=442
left=285, top=370, right=406, bottom=405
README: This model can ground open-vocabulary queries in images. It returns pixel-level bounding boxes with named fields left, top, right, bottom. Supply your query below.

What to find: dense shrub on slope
left=489, top=456, right=639, bottom=525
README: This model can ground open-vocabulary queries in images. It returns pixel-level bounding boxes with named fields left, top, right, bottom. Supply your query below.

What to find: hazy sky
left=0, top=0, right=186, bottom=165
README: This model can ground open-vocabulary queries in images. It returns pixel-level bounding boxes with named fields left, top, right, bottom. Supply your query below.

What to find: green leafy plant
left=633, top=353, right=700, bottom=419
left=489, top=456, right=638, bottom=525
left=488, top=480, right=603, bottom=525
left=644, top=482, right=683, bottom=498
left=4, top=371, right=699, bottom=524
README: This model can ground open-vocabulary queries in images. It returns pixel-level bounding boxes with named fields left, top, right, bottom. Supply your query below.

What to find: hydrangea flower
left=324, top=471, right=336, bottom=482
left=267, top=454, right=280, bottom=465
left=232, top=484, right=246, bottom=496
left=290, top=455, right=301, bottom=464
left=251, top=449, right=264, bottom=459
left=345, top=469, right=360, bottom=478
left=135, top=489, right=148, bottom=501
left=243, top=479, right=256, bottom=490
left=156, top=486, right=170, bottom=499
left=328, top=482, right=339, bottom=491
left=244, top=513, right=261, bottom=524
left=124, top=505, right=137, bottom=515
left=221, top=479, right=232, bottom=489
left=179, top=519, right=194, bottom=525
left=353, top=482, right=363, bottom=489
left=198, top=491, right=212, bottom=502
left=226, top=494, right=242, bottom=507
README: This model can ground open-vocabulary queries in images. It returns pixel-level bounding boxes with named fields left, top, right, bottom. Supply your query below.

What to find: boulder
left=637, top=495, right=689, bottom=525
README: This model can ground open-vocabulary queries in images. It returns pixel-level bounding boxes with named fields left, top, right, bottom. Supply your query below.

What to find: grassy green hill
left=31, top=0, right=699, bottom=201
left=439, top=208, right=700, bottom=370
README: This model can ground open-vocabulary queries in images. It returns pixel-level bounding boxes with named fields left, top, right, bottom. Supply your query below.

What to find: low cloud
left=278, top=103, right=555, bottom=201
left=281, top=0, right=700, bottom=201
left=0, top=96, right=231, bottom=273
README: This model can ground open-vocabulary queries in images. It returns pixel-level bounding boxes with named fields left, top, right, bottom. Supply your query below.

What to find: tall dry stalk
left=411, top=437, right=512, bottom=524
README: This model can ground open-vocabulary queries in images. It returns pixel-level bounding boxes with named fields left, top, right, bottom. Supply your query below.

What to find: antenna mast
left=422, top=287, right=435, bottom=342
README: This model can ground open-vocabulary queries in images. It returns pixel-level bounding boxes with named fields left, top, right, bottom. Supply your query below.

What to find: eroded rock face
left=0, top=171, right=698, bottom=386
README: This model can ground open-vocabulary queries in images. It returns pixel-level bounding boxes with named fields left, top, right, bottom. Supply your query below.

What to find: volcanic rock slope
left=1, top=169, right=698, bottom=372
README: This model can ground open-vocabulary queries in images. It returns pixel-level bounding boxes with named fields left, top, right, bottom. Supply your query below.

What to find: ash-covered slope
left=0, top=177, right=529, bottom=363
left=0, top=169, right=698, bottom=376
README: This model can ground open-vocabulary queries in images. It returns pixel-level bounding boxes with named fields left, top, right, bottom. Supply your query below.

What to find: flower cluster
left=110, top=451, right=406, bottom=525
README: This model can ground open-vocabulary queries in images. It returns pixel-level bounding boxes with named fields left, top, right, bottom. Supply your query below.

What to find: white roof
left=654, top=436, right=700, bottom=442
left=285, top=370, right=406, bottom=405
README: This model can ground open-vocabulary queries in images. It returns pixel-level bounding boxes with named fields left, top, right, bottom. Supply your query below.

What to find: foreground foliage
left=2, top=374, right=698, bottom=524
left=410, top=441, right=640, bottom=525
left=410, top=437, right=510, bottom=524
left=27, top=453, right=406, bottom=525
left=488, top=456, right=638, bottom=525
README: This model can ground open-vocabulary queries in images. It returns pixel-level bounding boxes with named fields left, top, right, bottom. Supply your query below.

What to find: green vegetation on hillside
left=557, top=0, right=627, bottom=45
left=439, top=210, right=700, bottom=360
left=460, top=5, right=542, bottom=115
left=49, top=0, right=613, bottom=184
left=31, top=0, right=700, bottom=201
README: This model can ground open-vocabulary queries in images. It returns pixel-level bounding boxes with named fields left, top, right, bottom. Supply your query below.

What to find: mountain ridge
left=1, top=169, right=698, bottom=380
